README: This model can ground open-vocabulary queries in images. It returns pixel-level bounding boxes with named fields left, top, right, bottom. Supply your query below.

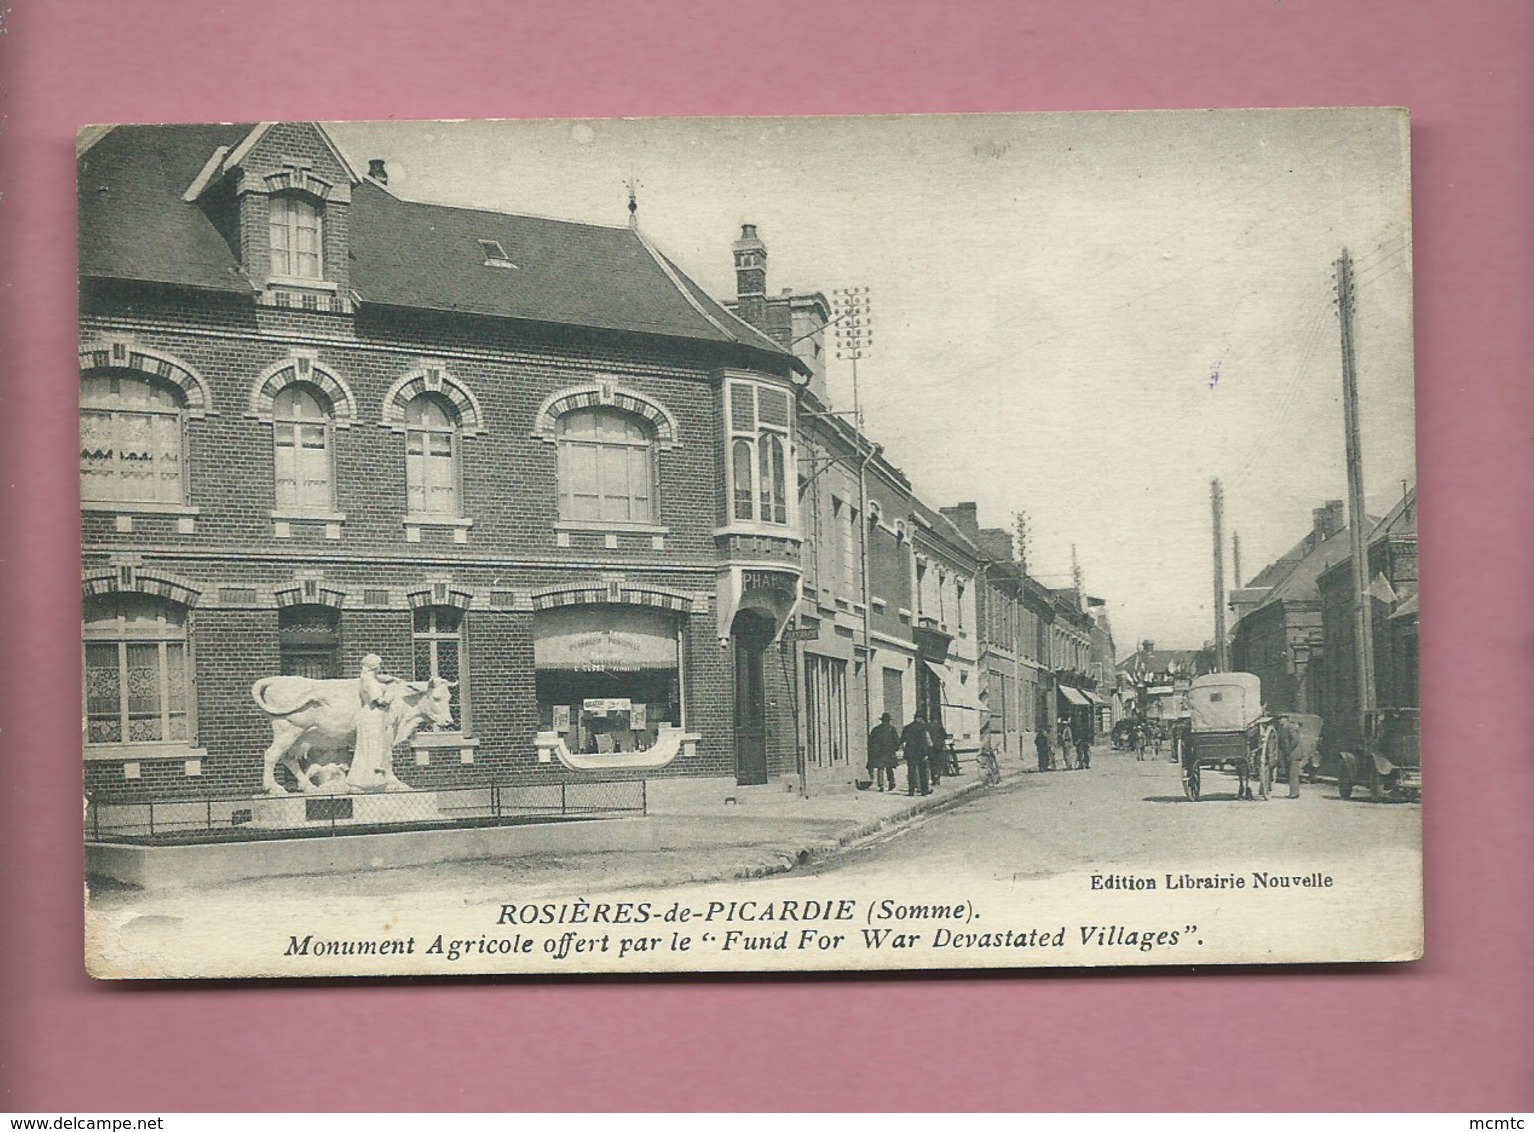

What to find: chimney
left=367, top=159, right=388, bottom=186
left=940, top=502, right=980, bottom=539
left=1312, top=499, right=1345, bottom=540
left=732, top=223, right=768, bottom=329
left=1141, top=639, right=1155, bottom=655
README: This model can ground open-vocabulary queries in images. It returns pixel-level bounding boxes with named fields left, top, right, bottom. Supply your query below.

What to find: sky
left=328, top=111, right=1416, bottom=659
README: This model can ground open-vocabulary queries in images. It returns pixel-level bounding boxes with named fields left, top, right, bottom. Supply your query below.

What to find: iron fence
left=85, top=778, right=647, bottom=846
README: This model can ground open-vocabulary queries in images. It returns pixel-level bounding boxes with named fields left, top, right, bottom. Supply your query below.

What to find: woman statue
left=346, top=654, right=400, bottom=791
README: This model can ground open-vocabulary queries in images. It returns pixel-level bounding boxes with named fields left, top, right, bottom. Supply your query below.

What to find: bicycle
left=975, top=744, right=1002, bottom=786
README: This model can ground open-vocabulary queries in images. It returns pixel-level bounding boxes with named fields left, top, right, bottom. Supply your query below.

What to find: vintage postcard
left=79, top=110, right=1419, bottom=978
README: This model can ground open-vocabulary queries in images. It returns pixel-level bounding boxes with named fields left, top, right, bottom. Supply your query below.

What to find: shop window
left=804, top=654, right=850, bottom=769
left=556, top=407, right=657, bottom=524
left=80, top=373, right=186, bottom=505
left=413, top=605, right=468, bottom=732
left=279, top=604, right=340, bottom=679
left=269, top=194, right=324, bottom=280
left=272, top=383, right=334, bottom=512
left=404, top=393, right=461, bottom=517
left=83, top=594, right=193, bottom=747
left=725, top=381, right=791, bottom=527
left=534, top=605, right=682, bottom=754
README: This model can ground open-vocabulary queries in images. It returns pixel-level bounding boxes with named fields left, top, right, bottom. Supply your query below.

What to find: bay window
left=725, top=381, right=792, bottom=527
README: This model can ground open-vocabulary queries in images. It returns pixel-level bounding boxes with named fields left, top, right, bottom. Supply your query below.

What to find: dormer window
left=270, top=194, right=323, bottom=280
left=478, top=239, right=516, bottom=269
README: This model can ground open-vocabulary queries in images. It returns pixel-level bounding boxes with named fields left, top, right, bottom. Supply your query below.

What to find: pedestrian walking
left=926, top=713, right=949, bottom=786
left=1058, top=721, right=1075, bottom=770
left=1035, top=728, right=1053, bottom=773
left=866, top=712, right=901, bottom=792
left=1076, top=729, right=1091, bottom=770
left=1277, top=714, right=1304, bottom=798
left=901, top=709, right=933, bottom=796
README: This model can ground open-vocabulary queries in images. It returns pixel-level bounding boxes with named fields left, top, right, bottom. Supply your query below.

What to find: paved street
left=794, top=747, right=1421, bottom=887
left=89, top=744, right=1419, bottom=930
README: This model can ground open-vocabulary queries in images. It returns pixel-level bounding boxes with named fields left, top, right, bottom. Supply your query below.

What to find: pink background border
left=2, top=0, right=1530, bottom=1112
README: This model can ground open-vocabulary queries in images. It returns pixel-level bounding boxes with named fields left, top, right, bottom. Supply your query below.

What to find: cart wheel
left=1338, top=763, right=1354, bottom=799
left=1183, top=760, right=1201, bottom=801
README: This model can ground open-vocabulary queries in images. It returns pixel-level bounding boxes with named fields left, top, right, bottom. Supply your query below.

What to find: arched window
left=556, top=407, right=657, bottom=523
left=405, top=393, right=461, bottom=517
left=272, top=383, right=334, bottom=511
left=80, top=372, right=186, bottom=505
left=413, top=605, right=467, bottom=731
left=731, top=439, right=755, bottom=521
left=83, top=594, right=192, bottom=746
left=269, top=194, right=324, bottom=280
left=758, top=432, right=787, bottom=525
left=278, top=604, right=341, bottom=679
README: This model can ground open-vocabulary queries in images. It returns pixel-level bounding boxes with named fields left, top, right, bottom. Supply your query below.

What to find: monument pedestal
left=249, top=789, right=445, bottom=829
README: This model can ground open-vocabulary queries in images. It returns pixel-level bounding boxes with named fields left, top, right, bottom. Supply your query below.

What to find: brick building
left=79, top=122, right=809, bottom=799
left=1229, top=500, right=1375, bottom=714
left=1316, top=486, right=1419, bottom=752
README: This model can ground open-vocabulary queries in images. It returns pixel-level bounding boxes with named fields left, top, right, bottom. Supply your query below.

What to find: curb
left=728, top=772, right=1010, bottom=880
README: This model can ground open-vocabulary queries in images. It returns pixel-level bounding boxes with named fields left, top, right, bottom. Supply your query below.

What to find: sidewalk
left=637, top=753, right=1029, bottom=881
left=88, top=754, right=1031, bottom=905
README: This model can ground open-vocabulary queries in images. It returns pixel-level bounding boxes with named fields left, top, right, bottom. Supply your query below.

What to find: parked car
left=1338, top=707, right=1420, bottom=801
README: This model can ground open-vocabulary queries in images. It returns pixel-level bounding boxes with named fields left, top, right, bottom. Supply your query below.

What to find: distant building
left=1316, top=487, right=1419, bottom=752
left=1229, top=500, right=1377, bottom=714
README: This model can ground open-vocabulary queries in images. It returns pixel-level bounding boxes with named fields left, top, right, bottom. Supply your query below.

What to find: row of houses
left=78, top=122, right=1112, bottom=802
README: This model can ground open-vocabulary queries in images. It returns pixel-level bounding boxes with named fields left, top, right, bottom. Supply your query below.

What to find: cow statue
left=251, top=673, right=457, bottom=795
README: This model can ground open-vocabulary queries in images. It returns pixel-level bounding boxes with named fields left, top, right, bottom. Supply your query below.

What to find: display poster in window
left=80, top=112, right=1420, bottom=979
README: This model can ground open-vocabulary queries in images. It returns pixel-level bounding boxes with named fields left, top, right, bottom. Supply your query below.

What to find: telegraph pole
left=1211, top=478, right=1227, bottom=671
left=833, top=287, right=875, bottom=745
left=1336, top=249, right=1377, bottom=732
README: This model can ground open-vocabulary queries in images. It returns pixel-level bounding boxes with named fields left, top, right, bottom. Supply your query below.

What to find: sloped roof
left=1242, top=513, right=1382, bottom=617
left=78, top=123, right=797, bottom=363
left=1315, top=486, right=1418, bottom=588
left=78, top=123, right=256, bottom=294
left=1117, top=648, right=1201, bottom=675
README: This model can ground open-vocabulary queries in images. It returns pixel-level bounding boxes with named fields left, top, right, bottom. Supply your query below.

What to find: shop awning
left=1083, top=690, right=1105, bottom=705
left=1390, top=591, right=1419, bottom=620
left=1058, top=686, right=1089, bottom=706
left=922, top=659, right=951, bottom=682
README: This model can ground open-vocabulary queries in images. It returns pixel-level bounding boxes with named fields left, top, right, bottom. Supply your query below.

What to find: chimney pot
left=367, top=159, right=388, bottom=185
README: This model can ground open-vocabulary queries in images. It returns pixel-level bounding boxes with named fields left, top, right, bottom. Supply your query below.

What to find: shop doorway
left=731, top=611, right=774, bottom=785
left=881, top=666, right=905, bottom=726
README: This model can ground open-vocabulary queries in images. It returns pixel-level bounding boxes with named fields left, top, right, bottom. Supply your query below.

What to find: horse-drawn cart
left=1179, top=672, right=1277, bottom=801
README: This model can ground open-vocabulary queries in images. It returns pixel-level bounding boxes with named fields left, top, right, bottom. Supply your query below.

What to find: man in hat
left=901, top=708, right=933, bottom=796
left=866, top=711, right=901, bottom=792
left=1277, top=713, right=1305, bottom=798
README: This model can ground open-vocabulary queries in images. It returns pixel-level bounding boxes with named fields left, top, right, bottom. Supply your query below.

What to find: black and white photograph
left=79, top=110, right=1420, bottom=977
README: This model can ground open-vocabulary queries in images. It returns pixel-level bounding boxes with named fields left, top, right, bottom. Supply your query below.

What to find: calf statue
left=252, top=655, right=457, bottom=795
